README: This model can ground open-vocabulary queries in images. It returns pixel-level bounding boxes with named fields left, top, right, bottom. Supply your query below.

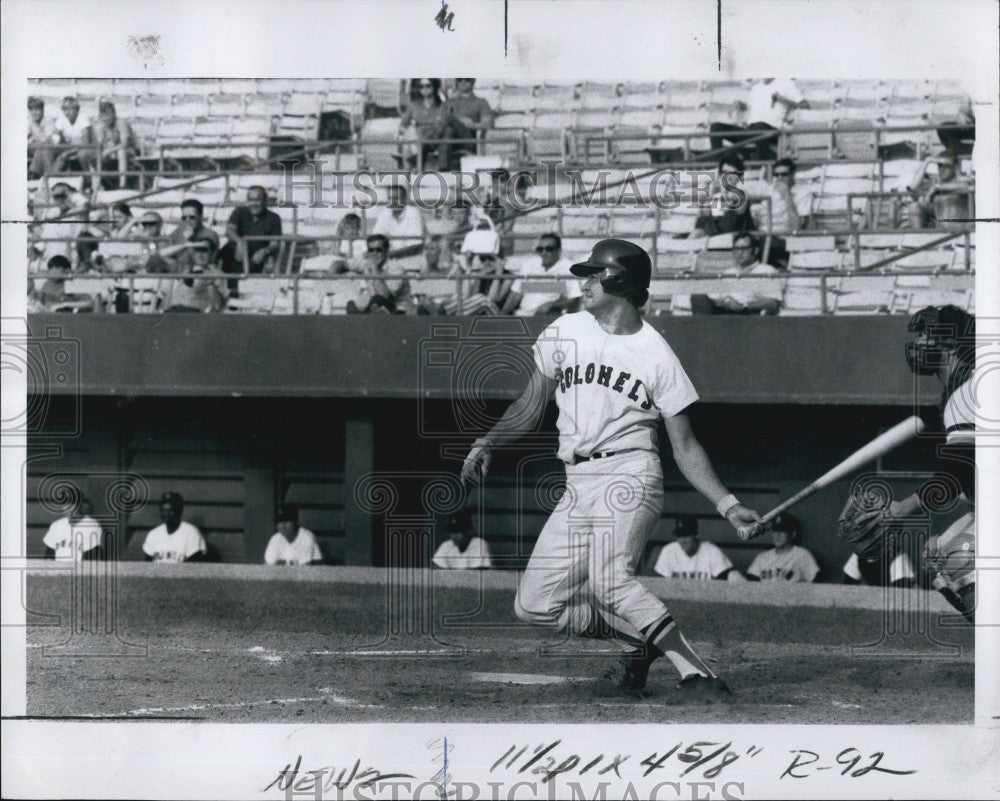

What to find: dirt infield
left=23, top=565, right=973, bottom=724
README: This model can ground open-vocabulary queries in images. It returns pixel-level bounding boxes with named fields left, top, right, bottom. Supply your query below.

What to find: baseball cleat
left=597, top=648, right=657, bottom=698
left=675, top=674, right=733, bottom=704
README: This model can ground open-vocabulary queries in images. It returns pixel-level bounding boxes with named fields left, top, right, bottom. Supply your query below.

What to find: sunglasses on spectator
left=141, top=221, right=160, bottom=228
left=52, top=193, right=68, bottom=201
left=419, top=82, right=433, bottom=88
left=367, top=246, right=386, bottom=253
left=535, top=245, right=558, bottom=253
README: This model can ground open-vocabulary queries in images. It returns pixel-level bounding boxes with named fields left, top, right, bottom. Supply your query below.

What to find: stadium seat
left=621, top=91, right=663, bottom=111
left=785, top=236, right=838, bottom=252
left=562, top=208, right=608, bottom=237
left=788, top=250, right=844, bottom=271
left=781, top=276, right=827, bottom=315
left=496, top=85, right=536, bottom=114
left=608, top=207, right=655, bottom=236
left=578, top=82, right=620, bottom=110
left=832, top=121, right=877, bottom=160
left=208, top=93, right=246, bottom=117
left=536, top=85, right=579, bottom=111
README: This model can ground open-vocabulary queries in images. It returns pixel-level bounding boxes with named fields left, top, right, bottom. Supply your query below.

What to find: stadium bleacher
left=27, top=77, right=975, bottom=317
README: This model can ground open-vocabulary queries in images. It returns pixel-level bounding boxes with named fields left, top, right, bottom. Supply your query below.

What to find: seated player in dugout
left=432, top=509, right=494, bottom=570
left=836, top=305, right=976, bottom=623
left=142, top=492, right=208, bottom=563
left=841, top=551, right=916, bottom=589
left=264, top=504, right=323, bottom=566
left=43, top=497, right=105, bottom=561
left=745, top=512, right=820, bottom=582
left=651, top=515, right=744, bottom=581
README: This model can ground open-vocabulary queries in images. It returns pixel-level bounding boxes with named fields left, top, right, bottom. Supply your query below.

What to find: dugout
left=21, top=313, right=967, bottom=579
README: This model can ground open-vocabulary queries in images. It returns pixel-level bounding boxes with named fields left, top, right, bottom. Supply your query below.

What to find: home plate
left=469, top=672, right=589, bottom=685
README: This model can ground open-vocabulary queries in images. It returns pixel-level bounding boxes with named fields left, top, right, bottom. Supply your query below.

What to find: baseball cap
left=770, top=512, right=800, bottom=533
left=275, top=504, right=298, bottom=523
left=160, top=491, right=184, bottom=507
left=674, top=515, right=698, bottom=538
left=446, top=509, right=474, bottom=533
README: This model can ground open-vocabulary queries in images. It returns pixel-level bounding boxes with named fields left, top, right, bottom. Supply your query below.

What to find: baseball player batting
left=462, top=239, right=762, bottom=701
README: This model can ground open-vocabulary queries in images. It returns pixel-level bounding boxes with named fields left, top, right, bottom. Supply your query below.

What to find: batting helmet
left=905, top=305, right=975, bottom=376
left=570, top=239, right=651, bottom=304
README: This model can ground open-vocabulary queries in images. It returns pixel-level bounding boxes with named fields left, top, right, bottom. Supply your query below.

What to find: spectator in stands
left=222, top=186, right=283, bottom=274
left=137, top=211, right=164, bottom=239
left=347, top=234, right=412, bottom=313
left=936, top=98, right=975, bottom=159
left=692, top=233, right=782, bottom=316
left=264, top=504, right=324, bottom=565
left=43, top=497, right=104, bottom=561
left=160, top=236, right=227, bottom=313
left=439, top=223, right=511, bottom=315
left=142, top=492, right=207, bottom=563
left=652, top=515, right=742, bottom=580
left=709, top=78, right=808, bottom=161
left=842, top=551, right=916, bottom=589
left=399, top=78, right=453, bottom=170
left=499, top=233, right=583, bottom=316
left=747, top=158, right=807, bottom=235
left=86, top=100, right=138, bottom=190
left=906, top=156, right=972, bottom=230
left=694, top=154, right=757, bottom=238
left=432, top=509, right=493, bottom=569
left=411, top=234, right=458, bottom=314
left=745, top=513, right=820, bottom=582
left=108, top=201, right=140, bottom=239
left=159, top=199, right=221, bottom=272
left=445, top=78, right=495, bottom=167
left=335, top=213, right=364, bottom=260
left=745, top=157, right=813, bottom=267
left=371, top=183, right=425, bottom=255
left=52, top=96, right=90, bottom=173
left=28, top=97, right=56, bottom=178
left=29, top=255, right=95, bottom=313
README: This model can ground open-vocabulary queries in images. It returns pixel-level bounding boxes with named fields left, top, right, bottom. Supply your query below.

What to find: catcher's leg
left=924, top=511, right=975, bottom=624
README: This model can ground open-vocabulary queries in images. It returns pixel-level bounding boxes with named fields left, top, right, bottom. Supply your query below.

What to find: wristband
left=716, top=494, right=740, bottom=518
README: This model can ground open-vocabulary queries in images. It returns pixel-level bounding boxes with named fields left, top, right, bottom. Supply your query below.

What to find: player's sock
left=577, top=603, right=646, bottom=649
left=642, top=615, right=716, bottom=680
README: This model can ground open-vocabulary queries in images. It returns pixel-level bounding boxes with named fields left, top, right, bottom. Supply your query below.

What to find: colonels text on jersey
left=534, top=312, right=698, bottom=464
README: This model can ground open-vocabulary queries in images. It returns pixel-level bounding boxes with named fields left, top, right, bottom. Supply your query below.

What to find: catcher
left=838, top=305, right=976, bottom=623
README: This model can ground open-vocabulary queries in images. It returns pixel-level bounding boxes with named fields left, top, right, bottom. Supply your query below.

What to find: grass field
left=23, top=564, right=973, bottom=724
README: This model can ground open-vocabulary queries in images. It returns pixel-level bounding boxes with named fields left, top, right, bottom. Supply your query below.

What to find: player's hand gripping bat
left=737, top=416, right=926, bottom=541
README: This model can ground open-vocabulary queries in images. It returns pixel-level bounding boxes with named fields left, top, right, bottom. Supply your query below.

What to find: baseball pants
left=515, top=450, right=670, bottom=645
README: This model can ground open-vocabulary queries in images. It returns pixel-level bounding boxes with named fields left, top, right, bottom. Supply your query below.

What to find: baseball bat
left=737, top=415, right=926, bottom=541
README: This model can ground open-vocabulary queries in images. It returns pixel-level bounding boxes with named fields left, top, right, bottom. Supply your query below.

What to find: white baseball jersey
left=142, top=521, right=206, bottom=563
left=747, top=78, right=803, bottom=128
left=534, top=312, right=699, bottom=464
left=264, top=527, right=323, bottom=565
left=432, top=537, right=493, bottom=569
left=653, top=540, right=733, bottom=580
left=843, top=552, right=915, bottom=584
left=943, top=375, right=975, bottom=446
left=511, top=256, right=582, bottom=316
left=43, top=515, right=103, bottom=561
left=747, top=545, right=819, bottom=582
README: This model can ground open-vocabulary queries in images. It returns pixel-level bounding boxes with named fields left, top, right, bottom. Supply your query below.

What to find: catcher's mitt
left=837, top=493, right=897, bottom=561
